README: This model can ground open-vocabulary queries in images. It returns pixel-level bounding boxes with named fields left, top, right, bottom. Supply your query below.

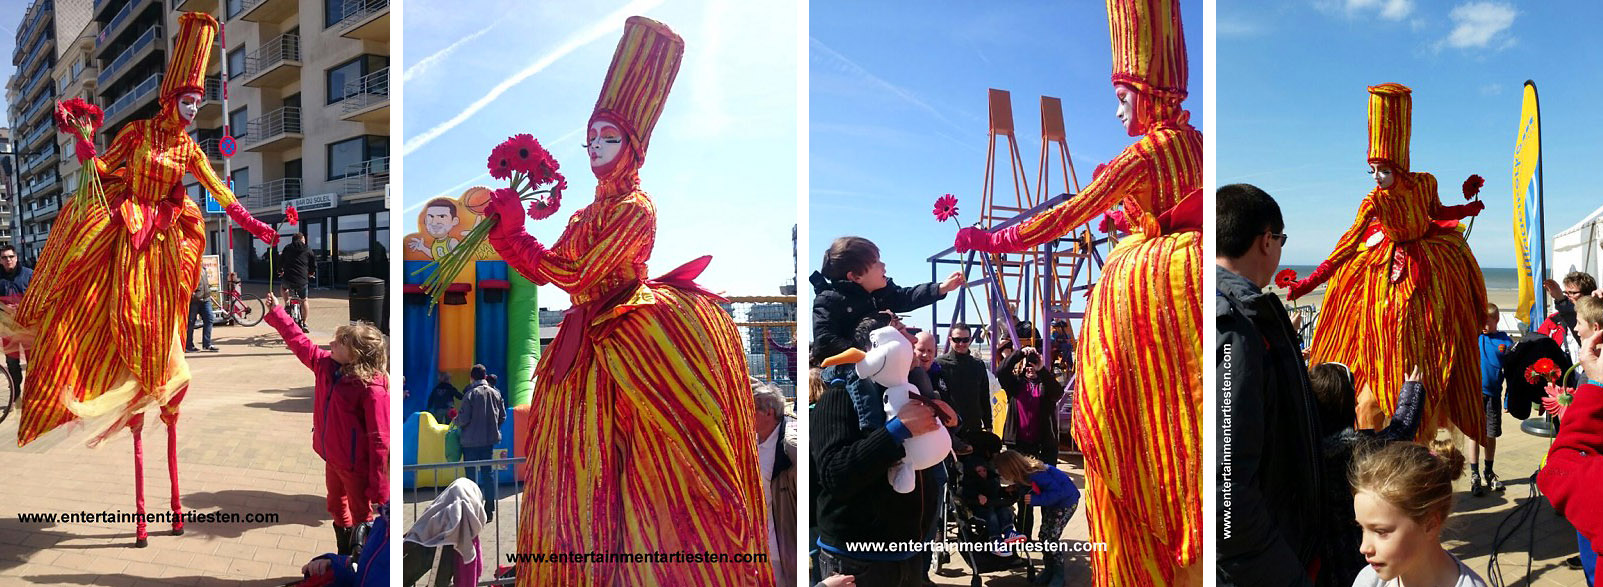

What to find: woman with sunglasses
left=1282, top=84, right=1488, bottom=447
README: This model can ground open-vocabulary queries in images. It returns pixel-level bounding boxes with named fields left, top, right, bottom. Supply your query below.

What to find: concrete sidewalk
left=0, top=293, right=374, bottom=586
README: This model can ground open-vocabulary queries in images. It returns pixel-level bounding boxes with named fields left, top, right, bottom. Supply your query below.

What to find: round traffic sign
left=219, top=136, right=237, bottom=158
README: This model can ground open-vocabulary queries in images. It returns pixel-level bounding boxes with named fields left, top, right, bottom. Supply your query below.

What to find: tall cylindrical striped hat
left=591, top=16, right=684, bottom=165
left=161, top=12, right=218, bottom=103
left=1106, top=0, right=1188, bottom=101
left=1367, top=83, right=1412, bottom=172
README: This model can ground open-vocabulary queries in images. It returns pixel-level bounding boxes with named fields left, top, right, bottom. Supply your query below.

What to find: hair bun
left=1428, top=437, right=1466, bottom=482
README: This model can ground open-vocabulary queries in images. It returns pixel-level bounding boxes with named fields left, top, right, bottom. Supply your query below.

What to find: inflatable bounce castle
left=402, top=187, right=540, bottom=488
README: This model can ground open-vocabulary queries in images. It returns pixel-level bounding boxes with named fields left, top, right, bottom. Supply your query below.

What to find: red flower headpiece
left=1525, top=357, right=1561, bottom=385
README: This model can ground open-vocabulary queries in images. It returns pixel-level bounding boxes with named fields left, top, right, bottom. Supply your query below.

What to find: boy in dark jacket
left=810, top=236, right=963, bottom=360
left=265, top=293, right=390, bottom=557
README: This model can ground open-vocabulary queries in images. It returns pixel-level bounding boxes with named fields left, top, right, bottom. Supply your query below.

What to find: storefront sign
left=285, top=193, right=339, bottom=213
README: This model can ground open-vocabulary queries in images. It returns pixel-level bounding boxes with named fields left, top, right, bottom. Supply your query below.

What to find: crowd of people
left=808, top=236, right=1083, bottom=587
left=1217, top=182, right=1603, bottom=586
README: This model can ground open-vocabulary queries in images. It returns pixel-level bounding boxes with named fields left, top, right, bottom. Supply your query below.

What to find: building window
left=326, top=55, right=388, bottom=104
left=228, top=107, right=249, bottom=139
left=230, top=167, right=249, bottom=201
left=227, top=47, right=246, bottom=79
left=326, top=135, right=389, bottom=181
left=325, top=0, right=350, bottom=28
left=226, top=0, right=246, bottom=20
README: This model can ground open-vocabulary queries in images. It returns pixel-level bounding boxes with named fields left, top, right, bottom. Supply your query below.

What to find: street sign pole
left=219, top=18, right=234, bottom=282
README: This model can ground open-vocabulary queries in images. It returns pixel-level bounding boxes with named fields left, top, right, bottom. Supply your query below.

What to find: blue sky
left=1220, top=0, right=1603, bottom=269
left=402, top=0, right=799, bottom=310
left=809, top=0, right=1203, bottom=332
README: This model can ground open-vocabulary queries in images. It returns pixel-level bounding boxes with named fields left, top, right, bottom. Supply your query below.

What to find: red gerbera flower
left=1525, top=357, right=1561, bottom=385
left=933, top=194, right=959, bottom=222
left=528, top=178, right=565, bottom=222
left=285, top=205, right=300, bottom=226
left=502, top=134, right=550, bottom=179
left=487, top=143, right=516, bottom=180
left=1275, top=269, right=1298, bottom=289
left=1542, top=382, right=1575, bottom=420
left=1462, top=174, right=1484, bottom=200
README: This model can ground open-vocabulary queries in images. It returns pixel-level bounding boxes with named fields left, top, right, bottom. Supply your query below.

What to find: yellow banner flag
left=1511, top=81, right=1545, bottom=328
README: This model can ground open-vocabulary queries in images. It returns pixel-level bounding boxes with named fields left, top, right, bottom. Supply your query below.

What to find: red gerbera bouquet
left=418, top=133, right=566, bottom=306
left=54, top=99, right=109, bottom=215
left=1462, top=174, right=1484, bottom=200
left=285, top=205, right=300, bottom=227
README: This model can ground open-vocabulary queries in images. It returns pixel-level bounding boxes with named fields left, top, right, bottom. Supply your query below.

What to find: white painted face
left=1369, top=164, right=1396, bottom=189
left=587, top=120, right=626, bottom=170
left=177, top=92, right=203, bottom=124
left=1115, top=84, right=1138, bottom=136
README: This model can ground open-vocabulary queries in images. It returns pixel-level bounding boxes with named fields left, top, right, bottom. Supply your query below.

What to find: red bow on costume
left=545, top=255, right=724, bottom=382
left=110, top=183, right=189, bottom=252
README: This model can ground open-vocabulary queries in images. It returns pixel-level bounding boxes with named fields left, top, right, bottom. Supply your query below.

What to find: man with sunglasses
left=935, top=323, right=993, bottom=441
left=1216, top=184, right=1323, bottom=586
left=0, top=245, right=29, bottom=405
left=1541, top=272, right=1599, bottom=365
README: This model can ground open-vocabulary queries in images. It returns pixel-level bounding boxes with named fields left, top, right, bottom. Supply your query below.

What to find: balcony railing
left=336, top=0, right=387, bottom=31
left=342, top=156, right=388, bottom=195
left=103, top=73, right=162, bottom=122
left=22, top=124, right=51, bottom=148
left=21, top=94, right=54, bottom=125
left=23, top=146, right=58, bottom=173
left=100, top=0, right=138, bottom=48
left=20, top=1, right=51, bottom=52
left=20, top=63, right=50, bottom=100
left=204, top=76, right=223, bottom=101
left=195, top=137, right=223, bottom=161
left=242, top=107, right=301, bottom=146
left=247, top=177, right=301, bottom=210
left=22, top=174, right=58, bottom=198
left=98, top=26, right=159, bottom=87
left=339, top=67, right=388, bottom=112
left=244, top=33, right=300, bottom=78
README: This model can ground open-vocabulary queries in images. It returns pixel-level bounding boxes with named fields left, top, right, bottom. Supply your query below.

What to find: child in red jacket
left=265, top=293, right=390, bottom=557
left=1538, top=328, right=1603, bottom=579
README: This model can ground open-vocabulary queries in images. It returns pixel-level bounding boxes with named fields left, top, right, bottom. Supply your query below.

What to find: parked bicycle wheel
left=233, top=294, right=266, bottom=327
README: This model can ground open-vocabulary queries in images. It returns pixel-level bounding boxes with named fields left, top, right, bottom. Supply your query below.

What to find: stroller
left=935, top=432, right=1036, bottom=586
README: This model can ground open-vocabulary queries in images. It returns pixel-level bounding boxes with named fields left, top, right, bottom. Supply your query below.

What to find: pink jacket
left=266, top=307, right=389, bottom=502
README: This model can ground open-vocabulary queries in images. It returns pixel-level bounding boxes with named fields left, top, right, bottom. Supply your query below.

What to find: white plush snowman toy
left=858, top=324, right=952, bottom=493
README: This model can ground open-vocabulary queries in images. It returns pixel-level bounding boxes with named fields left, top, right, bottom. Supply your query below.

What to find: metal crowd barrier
left=402, top=457, right=525, bottom=586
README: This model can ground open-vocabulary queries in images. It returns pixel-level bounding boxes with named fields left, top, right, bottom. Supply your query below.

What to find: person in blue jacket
left=297, top=505, right=390, bottom=586
left=994, top=450, right=1081, bottom=586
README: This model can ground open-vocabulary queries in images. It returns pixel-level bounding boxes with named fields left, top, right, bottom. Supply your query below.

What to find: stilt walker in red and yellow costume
left=11, top=13, right=279, bottom=547
left=483, top=16, right=773, bottom=586
left=955, top=1, right=1202, bottom=584
left=1283, top=83, right=1489, bottom=444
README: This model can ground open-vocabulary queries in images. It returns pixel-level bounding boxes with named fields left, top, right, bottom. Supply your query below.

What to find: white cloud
left=1332, top=0, right=1414, bottom=21
left=1480, top=83, right=1504, bottom=96
left=1439, top=2, right=1517, bottom=50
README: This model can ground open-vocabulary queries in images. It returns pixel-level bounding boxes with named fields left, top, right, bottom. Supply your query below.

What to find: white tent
left=1553, top=202, right=1603, bottom=281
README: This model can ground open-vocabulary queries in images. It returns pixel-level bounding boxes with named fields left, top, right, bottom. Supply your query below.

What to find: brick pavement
left=0, top=290, right=372, bottom=586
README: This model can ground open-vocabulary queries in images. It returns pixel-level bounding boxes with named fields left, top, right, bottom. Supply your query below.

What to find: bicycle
left=218, top=288, right=265, bottom=327
left=282, top=287, right=309, bottom=333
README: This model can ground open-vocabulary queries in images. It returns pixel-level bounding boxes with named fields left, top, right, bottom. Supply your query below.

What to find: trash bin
left=349, top=277, right=387, bottom=334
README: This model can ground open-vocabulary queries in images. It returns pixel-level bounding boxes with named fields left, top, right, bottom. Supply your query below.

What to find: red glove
left=1434, top=200, right=1485, bottom=220
left=484, top=190, right=548, bottom=277
left=954, top=226, right=1024, bottom=254
left=1098, top=211, right=1130, bottom=234
left=224, top=202, right=278, bottom=245
left=1287, top=261, right=1336, bottom=301
left=73, top=139, right=96, bottom=163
